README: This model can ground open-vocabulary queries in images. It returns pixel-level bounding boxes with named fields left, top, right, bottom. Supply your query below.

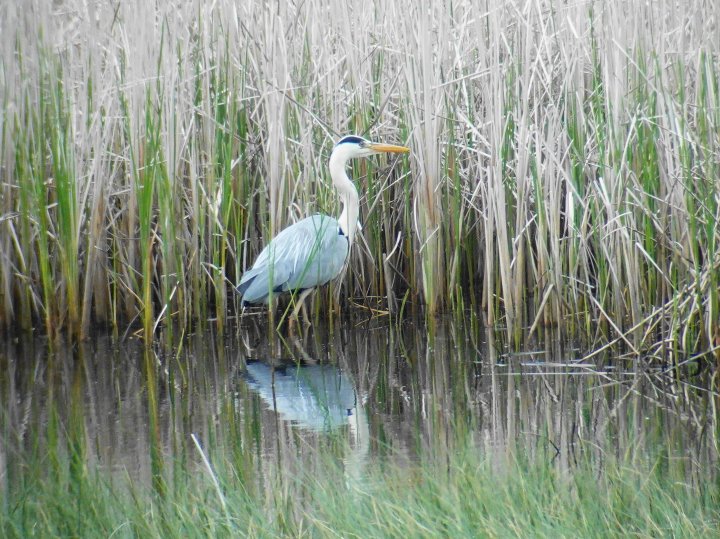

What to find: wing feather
left=237, top=215, right=349, bottom=304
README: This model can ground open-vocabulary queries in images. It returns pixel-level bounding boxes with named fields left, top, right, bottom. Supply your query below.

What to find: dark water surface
left=1, top=316, right=717, bottom=494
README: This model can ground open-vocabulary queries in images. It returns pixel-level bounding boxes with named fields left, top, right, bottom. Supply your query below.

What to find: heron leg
left=300, top=298, right=311, bottom=327
left=290, top=288, right=314, bottom=327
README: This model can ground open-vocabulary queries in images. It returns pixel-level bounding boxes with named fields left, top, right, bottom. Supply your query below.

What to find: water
left=1, top=316, right=717, bottom=497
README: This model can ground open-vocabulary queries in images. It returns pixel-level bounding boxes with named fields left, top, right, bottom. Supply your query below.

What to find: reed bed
left=1, top=0, right=719, bottom=357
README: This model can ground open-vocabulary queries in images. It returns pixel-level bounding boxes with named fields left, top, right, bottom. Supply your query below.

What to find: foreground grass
left=4, top=446, right=718, bottom=538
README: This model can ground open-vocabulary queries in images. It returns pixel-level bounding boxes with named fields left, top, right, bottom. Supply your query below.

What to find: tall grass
left=1, top=0, right=719, bottom=356
left=4, top=443, right=719, bottom=538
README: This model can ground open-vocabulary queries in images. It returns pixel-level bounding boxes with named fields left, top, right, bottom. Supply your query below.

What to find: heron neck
left=330, top=151, right=359, bottom=244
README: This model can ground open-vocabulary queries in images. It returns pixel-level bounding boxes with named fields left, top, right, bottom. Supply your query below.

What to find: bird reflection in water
left=243, top=362, right=357, bottom=432
left=242, top=358, right=370, bottom=482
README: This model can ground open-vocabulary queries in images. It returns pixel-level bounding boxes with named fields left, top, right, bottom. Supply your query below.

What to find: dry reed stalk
left=403, top=0, right=446, bottom=315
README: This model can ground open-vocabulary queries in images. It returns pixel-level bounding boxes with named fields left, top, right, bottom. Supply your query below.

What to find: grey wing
left=237, top=214, right=349, bottom=304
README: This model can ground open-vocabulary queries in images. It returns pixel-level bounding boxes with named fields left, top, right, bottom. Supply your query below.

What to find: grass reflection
left=1, top=318, right=718, bottom=536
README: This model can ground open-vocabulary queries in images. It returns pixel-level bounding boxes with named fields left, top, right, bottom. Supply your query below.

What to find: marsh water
left=1, top=316, right=717, bottom=498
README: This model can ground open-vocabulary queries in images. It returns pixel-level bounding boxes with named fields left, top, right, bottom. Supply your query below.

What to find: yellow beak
left=368, top=142, right=410, bottom=154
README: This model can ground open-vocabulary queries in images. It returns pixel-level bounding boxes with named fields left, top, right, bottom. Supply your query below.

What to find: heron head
left=334, top=135, right=410, bottom=159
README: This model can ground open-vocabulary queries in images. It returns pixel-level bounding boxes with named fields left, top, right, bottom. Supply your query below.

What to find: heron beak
left=367, top=142, right=410, bottom=154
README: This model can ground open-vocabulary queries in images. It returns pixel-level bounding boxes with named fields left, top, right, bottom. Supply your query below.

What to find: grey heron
left=237, top=135, right=409, bottom=322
